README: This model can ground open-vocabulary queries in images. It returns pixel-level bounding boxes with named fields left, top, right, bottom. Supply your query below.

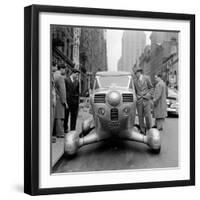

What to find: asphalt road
left=53, top=113, right=178, bottom=173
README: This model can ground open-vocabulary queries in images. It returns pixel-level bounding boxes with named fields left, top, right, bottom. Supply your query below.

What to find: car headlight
left=123, top=107, right=130, bottom=115
left=98, top=107, right=105, bottom=115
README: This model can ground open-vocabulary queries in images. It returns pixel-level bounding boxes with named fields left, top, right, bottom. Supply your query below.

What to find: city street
left=52, top=108, right=178, bottom=173
left=51, top=26, right=180, bottom=174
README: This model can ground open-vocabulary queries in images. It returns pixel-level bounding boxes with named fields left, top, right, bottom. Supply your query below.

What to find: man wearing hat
left=134, top=67, right=154, bottom=134
left=53, top=63, right=67, bottom=138
left=64, top=68, right=80, bottom=132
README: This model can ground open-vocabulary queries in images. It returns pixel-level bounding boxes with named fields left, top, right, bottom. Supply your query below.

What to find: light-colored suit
left=134, top=75, right=153, bottom=133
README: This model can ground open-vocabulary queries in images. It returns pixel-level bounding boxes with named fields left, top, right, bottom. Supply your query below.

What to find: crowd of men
left=51, top=63, right=80, bottom=143
left=51, top=63, right=167, bottom=143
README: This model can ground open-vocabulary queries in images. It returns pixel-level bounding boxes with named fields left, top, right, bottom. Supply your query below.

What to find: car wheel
left=151, top=147, right=161, bottom=154
left=64, top=131, right=79, bottom=156
left=146, top=128, right=161, bottom=154
left=133, top=124, right=141, bottom=133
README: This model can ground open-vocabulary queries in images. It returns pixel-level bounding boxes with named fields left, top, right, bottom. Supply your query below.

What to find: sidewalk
left=51, top=106, right=92, bottom=167
left=51, top=138, right=64, bottom=167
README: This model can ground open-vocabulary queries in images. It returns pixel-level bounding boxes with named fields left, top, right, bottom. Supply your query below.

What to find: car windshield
left=97, top=76, right=130, bottom=88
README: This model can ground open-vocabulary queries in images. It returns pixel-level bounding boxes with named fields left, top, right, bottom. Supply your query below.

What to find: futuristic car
left=64, top=71, right=161, bottom=156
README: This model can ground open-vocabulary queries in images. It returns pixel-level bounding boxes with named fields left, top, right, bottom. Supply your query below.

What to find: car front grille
left=108, top=121, right=120, bottom=129
left=122, top=93, right=133, bottom=102
left=94, top=94, right=106, bottom=103
left=110, top=108, right=118, bottom=121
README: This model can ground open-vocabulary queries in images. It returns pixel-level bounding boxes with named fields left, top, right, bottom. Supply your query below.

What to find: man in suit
left=153, top=73, right=167, bottom=131
left=51, top=62, right=57, bottom=142
left=64, top=69, right=80, bottom=132
left=134, top=67, right=154, bottom=134
left=54, top=63, right=67, bottom=138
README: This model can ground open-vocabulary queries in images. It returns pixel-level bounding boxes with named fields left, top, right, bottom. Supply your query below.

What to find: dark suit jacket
left=65, top=77, right=79, bottom=107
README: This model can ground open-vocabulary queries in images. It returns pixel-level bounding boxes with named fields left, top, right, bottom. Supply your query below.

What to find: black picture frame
left=24, top=4, right=195, bottom=195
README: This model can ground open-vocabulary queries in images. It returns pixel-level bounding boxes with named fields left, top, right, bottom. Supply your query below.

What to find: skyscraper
left=118, top=30, right=146, bottom=72
left=150, top=31, right=178, bottom=46
left=79, top=28, right=108, bottom=94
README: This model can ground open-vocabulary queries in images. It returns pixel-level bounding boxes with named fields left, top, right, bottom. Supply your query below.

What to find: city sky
left=107, top=30, right=151, bottom=71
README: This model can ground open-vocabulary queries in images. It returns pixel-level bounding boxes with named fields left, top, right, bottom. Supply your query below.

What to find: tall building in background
left=150, top=32, right=178, bottom=46
left=79, top=28, right=107, bottom=94
left=118, top=31, right=146, bottom=72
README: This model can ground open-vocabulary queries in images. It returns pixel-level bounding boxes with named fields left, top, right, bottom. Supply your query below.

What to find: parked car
left=167, top=88, right=179, bottom=117
left=64, top=71, right=161, bottom=156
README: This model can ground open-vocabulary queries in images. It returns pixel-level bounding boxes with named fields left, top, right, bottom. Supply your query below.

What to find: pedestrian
left=51, top=62, right=57, bottom=143
left=134, top=67, right=154, bottom=134
left=64, top=69, right=80, bottom=132
left=152, top=73, right=167, bottom=131
left=54, top=63, right=68, bottom=138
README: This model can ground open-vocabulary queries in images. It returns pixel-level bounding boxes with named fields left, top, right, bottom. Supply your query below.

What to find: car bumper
left=167, top=108, right=179, bottom=116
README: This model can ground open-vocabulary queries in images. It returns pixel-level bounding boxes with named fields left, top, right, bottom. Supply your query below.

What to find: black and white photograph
left=0, top=0, right=199, bottom=198
left=50, top=25, right=179, bottom=173
left=24, top=5, right=195, bottom=195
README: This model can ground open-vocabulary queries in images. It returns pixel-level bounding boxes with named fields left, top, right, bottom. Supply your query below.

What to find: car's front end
left=64, top=71, right=161, bottom=156
left=90, top=72, right=136, bottom=136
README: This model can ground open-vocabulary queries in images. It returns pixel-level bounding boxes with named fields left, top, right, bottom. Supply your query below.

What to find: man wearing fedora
left=64, top=68, right=80, bottom=132
left=134, top=67, right=154, bottom=134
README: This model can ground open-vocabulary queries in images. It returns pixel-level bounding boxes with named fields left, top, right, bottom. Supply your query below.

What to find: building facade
left=118, top=31, right=146, bottom=72
left=51, top=25, right=108, bottom=96
left=138, top=31, right=179, bottom=88
left=73, top=28, right=81, bottom=70
left=51, top=25, right=76, bottom=75
left=79, top=28, right=108, bottom=94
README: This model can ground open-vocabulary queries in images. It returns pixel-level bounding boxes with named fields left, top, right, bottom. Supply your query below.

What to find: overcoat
left=54, top=71, right=66, bottom=119
left=153, top=79, right=167, bottom=118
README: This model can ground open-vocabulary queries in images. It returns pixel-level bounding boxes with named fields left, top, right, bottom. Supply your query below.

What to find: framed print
left=24, top=4, right=195, bottom=195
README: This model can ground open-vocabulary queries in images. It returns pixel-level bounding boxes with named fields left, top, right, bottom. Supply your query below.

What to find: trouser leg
left=64, top=108, right=69, bottom=132
left=70, top=105, right=79, bottom=130
left=51, top=105, right=56, bottom=136
left=52, top=119, right=56, bottom=136
left=55, top=119, right=64, bottom=136
left=137, top=102, right=145, bottom=133
left=143, top=100, right=152, bottom=130
left=155, top=118, right=164, bottom=130
left=51, top=106, right=53, bottom=135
